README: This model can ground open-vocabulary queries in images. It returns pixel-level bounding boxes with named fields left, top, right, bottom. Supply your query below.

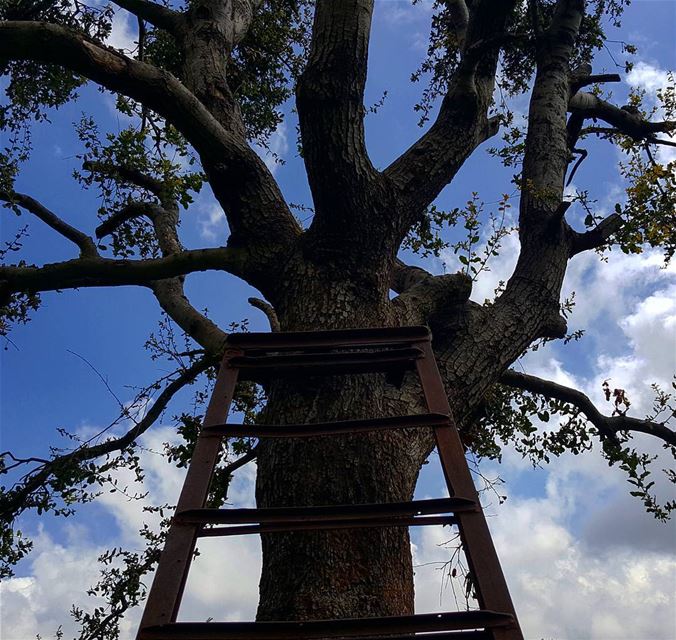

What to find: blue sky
left=1, top=1, right=675, bottom=639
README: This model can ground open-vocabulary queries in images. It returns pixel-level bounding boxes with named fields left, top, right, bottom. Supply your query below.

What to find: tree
left=1, top=0, right=674, bottom=637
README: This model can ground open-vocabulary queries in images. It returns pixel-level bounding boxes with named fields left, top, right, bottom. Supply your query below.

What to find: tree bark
left=254, top=270, right=435, bottom=621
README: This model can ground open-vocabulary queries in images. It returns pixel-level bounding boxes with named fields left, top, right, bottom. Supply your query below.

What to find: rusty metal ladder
left=136, top=326, right=523, bottom=640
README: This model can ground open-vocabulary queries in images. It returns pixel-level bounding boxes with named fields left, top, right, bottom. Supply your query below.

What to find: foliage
left=410, top=0, right=630, bottom=126
left=70, top=512, right=167, bottom=640
left=477, top=379, right=676, bottom=521
left=0, top=0, right=113, bottom=181
left=230, top=0, right=313, bottom=144
left=73, top=116, right=204, bottom=258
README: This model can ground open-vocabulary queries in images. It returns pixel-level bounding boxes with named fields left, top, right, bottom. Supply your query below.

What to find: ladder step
left=139, top=610, right=514, bottom=639
left=194, top=514, right=458, bottom=537
left=202, top=413, right=452, bottom=438
left=175, top=497, right=476, bottom=537
left=230, top=348, right=423, bottom=381
left=138, top=629, right=494, bottom=640
left=345, top=633, right=493, bottom=640
left=226, top=326, right=430, bottom=351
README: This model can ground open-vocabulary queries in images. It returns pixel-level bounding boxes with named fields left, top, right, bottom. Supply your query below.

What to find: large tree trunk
left=255, top=265, right=435, bottom=621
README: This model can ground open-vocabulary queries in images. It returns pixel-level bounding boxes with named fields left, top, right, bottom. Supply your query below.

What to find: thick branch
left=183, top=0, right=263, bottom=49
left=447, top=0, right=470, bottom=49
left=177, top=0, right=262, bottom=131
left=84, top=161, right=172, bottom=205
left=1, top=191, right=98, bottom=257
left=390, top=259, right=433, bottom=294
left=570, top=213, right=623, bottom=255
left=569, top=92, right=676, bottom=141
left=492, top=0, right=585, bottom=341
left=520, top=0, right=585, bottom=217
left=384, top=0, right=516, bottom=219
left=296, top=0, right=377, bottom=224
left=0, top=21, right=300, bottom=256
left=0, top=357, right=217, bottom=522
left=111, top=0, right=182, bottom=33
left=152, top=279, right=228, bottom=354
left=426, top=2, right=586, bottom=421
left=0, top=247, right=249, bottom=300
left=501, top=370, right=676, bottom=447
left=95, top=201, right=166, bottom=239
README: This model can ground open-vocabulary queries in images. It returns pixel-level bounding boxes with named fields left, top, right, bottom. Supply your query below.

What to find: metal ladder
left=136, top=326, right=523, bottom=640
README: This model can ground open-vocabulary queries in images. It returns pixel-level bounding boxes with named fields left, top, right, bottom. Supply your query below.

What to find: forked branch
left=569, top=92, right=676, bottom=142
left=501, top=370, right=676, bottom=446
left=0, top=21, right=300, bottom=252
left=0, top=247, right=250, bottom=302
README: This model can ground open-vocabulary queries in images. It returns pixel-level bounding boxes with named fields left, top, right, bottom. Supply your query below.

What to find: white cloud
left=562, top=250, right=676, bottom=377
left=7, top=404, right=675, bottom=640
left=377, top=0, right=435, bottom=25
left=627, top=61, right=670, bottom=96
left=106, top=9, right=137, bottom=52
left=491, top=492, right=676, bottom=640
left=412, top=458, right=676, bottom=640
left=2, top=425, right=260, bottom=640
left=1, top=527, right=108, bottom=640
left=198, top=203, right=229, bottom=242
left=626, top=60, right=675, bottom=164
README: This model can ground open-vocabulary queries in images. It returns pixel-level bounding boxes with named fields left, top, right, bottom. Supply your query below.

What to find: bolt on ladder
left=136, top=326, right=523, bottom=640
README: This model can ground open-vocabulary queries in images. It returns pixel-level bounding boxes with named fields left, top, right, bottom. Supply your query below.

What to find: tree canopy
left=1, top=1, right=675, bottom=638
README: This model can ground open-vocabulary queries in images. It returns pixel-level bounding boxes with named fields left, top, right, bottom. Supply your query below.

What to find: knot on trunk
left=540, top=313, right=568, bottom=339
left=393, top=271, right=472, bottom=327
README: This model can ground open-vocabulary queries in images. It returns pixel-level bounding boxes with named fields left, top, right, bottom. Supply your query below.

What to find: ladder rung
left=338, top=633, right=493, bottom=640
left=226, top=326, right=430, bottom=351
left=139, top=611, right=514, bottom=639
left=174, top=497, right=476, bottom=536
left=195, top=514, right=457, bottom=537
left=344, top=633, right=493, bottom=640
left=201, top=413, right=452, bottom=438
left=229, top=348, right=423, bottom=381
left=139, top=628, right=494, bottom=640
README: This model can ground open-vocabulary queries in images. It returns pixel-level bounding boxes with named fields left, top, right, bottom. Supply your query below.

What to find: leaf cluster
left=0, top=0, right=114, bottom=144
left=475, top=379, right=676, bottom=521
left=229, top=0, right=313, bottom=144
left=70, top=514, right=168, bottom=640
left=73, top=116, right=203, bottom=258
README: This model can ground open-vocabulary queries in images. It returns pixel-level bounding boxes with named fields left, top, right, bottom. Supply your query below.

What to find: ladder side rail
left=137, top=349, right=243, bottom=634
left=414, top=339, right=523, bottom=640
